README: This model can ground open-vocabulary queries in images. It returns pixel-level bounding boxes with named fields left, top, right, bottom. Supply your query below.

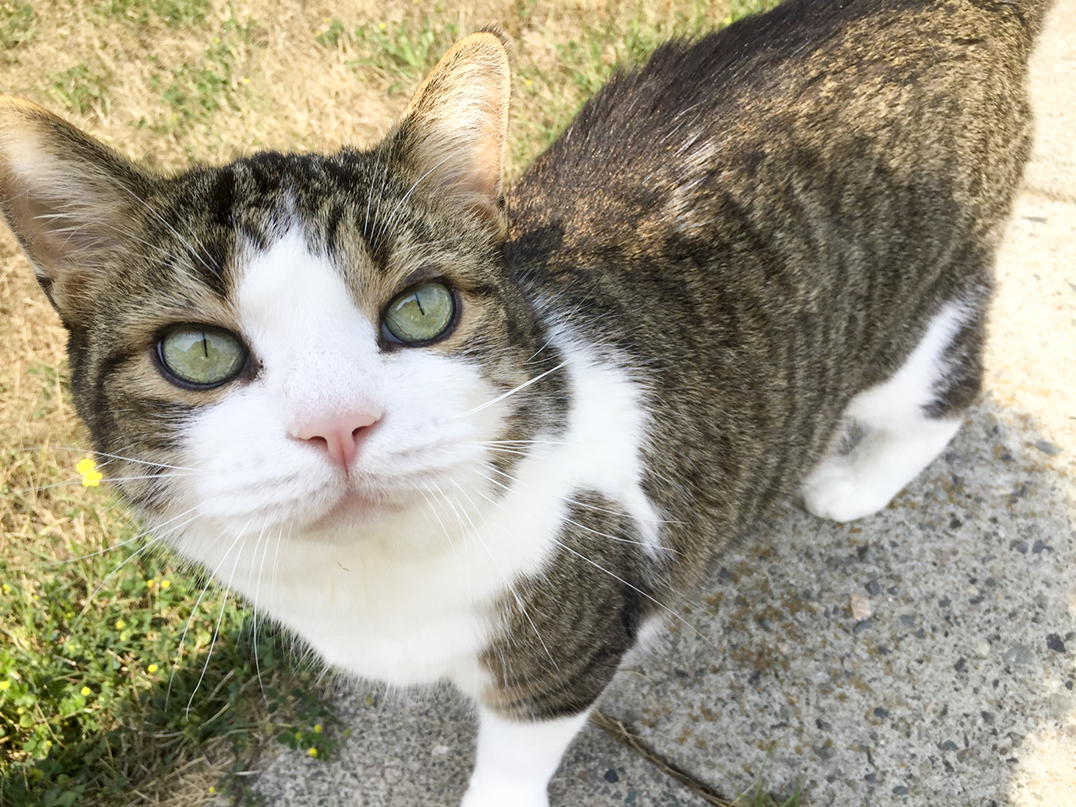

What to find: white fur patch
left=462, top=706, right=591, bottom=807
left=802, top=301, right=970, bottom=522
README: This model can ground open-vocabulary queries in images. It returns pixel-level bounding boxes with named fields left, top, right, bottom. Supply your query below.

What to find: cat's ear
left=393, top=30, right=511, bottom=236
left=0, top=96, right=152, bottom=324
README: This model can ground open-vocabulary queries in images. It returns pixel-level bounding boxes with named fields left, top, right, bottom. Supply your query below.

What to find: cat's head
left=0, top=32, right=558, bottom=552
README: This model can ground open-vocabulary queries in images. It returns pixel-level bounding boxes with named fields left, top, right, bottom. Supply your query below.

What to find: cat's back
left=506, top=0, right=1050, bottom=549
left=510, top=0, right=1046, bottom=257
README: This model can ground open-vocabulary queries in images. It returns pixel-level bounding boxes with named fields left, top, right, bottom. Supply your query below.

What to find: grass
left=0, top=0, right=786, bottom=805
left=155, top=20, right=254, bottom=144
left=0, top=368, right=339, bottom=805
left=96, top=0, right=208, bottom=27
left=48, top=64, right=110, bottom=117
left=0, top=2, right=33, bottom=50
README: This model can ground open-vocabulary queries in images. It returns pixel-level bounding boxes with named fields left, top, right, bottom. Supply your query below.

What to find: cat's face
left=0, top=33, right=553, bottom=552
left=77, top=161, right=536, bottom=547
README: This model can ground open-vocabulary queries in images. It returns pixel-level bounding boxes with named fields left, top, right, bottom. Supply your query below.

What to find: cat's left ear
left=0, top=96, right=152, bottom=325
left=392, top=29, right=512, bottom=236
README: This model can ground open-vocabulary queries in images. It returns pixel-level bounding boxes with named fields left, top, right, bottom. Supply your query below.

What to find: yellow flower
left=2, top=584, right=10, bottom=593
left=147, top=664, right=158, bottom=674
left=209, top=786, right=216, bottom=794
left=0, top=680, right=10, bottom=690
left=77, top=457, right=104, bottom=486
left=115, top=620, right=126, bottom=630
left=307, top=747, right=317, bottom=758
left=294, top=730, right=302, bottom=741
left=146, top=579, right=155, bottom=587
left=81, top=686, right=91, bottom=696
left=160, top=580, right=171, bottom=589
left=313, top=724, right=322, bottom=734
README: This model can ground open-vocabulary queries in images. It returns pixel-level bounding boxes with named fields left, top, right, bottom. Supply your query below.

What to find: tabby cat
left=0, top=0, right=1049, bottom=803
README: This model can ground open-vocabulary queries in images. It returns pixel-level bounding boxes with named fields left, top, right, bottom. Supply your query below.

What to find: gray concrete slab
left=1024, top=0, right=1076, bottom=202
left=252, top=2, right=1076, bottom=804
left=252, top=682, right=709, bottom=806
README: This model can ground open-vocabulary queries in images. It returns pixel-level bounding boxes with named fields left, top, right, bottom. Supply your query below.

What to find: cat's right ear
left=0, top=96, right=151, bottom=325
left=391, top=30, right=512, bottom=237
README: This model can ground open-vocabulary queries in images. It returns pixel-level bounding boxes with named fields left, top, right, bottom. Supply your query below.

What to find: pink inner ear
left=0, top=99, right=148, bottom=291
left=397, top=33, right=510, bottom=212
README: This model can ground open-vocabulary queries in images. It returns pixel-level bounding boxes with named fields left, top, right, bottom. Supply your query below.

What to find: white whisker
left=450, top=362, right=566, bottom=422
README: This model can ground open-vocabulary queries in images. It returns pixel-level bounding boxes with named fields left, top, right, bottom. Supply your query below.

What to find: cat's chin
left=304, top=487, right=406, bottom=531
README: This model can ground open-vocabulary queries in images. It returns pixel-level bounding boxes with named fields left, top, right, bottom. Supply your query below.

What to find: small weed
left=739, top=780, right=803, bottom=807
left=350, top=18, right=460, bottom=91
left=0, top=1, right=32, bottom=49
left=97, top=0, right=209, bottom=27
left=315, top=17, right=346, bottom=49
left=157, top=21, right=253, bottom=138
left=734, top=746, right=802, bottom=807
left=47, top=64, right=110, bottom=117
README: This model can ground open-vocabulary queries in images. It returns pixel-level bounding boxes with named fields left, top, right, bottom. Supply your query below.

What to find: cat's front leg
left=460, top=492, right=652, bottom=805
left=461, top=707, right=591, bottom=807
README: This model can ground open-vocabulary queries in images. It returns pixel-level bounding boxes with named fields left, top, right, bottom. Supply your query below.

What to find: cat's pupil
left=382, top=282, right=456, bottom=345
left=158, top=325, right=247, bottom=388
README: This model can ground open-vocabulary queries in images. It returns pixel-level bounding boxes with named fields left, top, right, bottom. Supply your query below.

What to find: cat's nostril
left=293, top=412, right=380, bottom=470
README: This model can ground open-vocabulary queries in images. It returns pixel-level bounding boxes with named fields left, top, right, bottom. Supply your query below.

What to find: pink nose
left=293, top=411, right=380, bottom=470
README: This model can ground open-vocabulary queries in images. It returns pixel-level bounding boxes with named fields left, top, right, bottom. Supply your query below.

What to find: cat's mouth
left=308, top=485, right=402, bottom=530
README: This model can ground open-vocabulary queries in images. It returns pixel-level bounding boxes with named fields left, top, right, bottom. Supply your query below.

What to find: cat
left=0, top=0, right=1051, bottom=803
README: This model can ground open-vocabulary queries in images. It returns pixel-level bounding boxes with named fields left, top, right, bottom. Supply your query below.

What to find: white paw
left=460, top=785, right=549, bottom=807
left=801, top=457, right=890, bottom=523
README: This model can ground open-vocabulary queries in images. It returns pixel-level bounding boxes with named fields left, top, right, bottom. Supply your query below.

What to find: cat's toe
left=801, top=460, right=887, bottom=523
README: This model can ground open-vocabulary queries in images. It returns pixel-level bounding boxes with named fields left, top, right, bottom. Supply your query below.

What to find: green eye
left=158, top=325, right=247, bottom=387
left=382, top=282, right=457, bottom=345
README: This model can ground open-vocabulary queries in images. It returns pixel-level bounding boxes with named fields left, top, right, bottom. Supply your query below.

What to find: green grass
left=96, top=0, right=208, bottom=27
left=0, top=2, right=33, bottom=49
left=160, top=22, right=251, bottom=127
left=0, top=480, right=340, bottom=806
left=0, top=366, right=339, bottom=805
left=315, top=16, right=462, bottom=95
left=47, top=64, right=109, bottom=117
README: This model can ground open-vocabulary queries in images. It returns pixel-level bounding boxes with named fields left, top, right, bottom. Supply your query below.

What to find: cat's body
left=0, top=0, right=1050, bottom=803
